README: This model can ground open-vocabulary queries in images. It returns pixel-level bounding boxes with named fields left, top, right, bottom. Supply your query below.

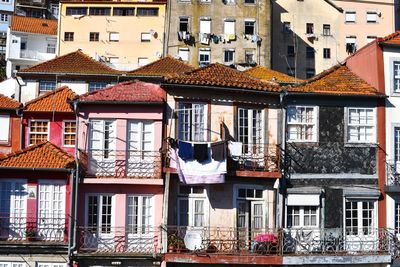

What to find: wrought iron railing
left=79, top=150, right=162, bottom=178
left=229, top=144, right=281, bottom=173
left=386, top=160, right=400, bottom=186
left=77, top=226, right=160, bottom=254
left=0, top=216, right=67, bottom=243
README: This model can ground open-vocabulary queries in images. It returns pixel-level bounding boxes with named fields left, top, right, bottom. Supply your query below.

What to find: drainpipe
left=15, top=75, right=22, bottom=103
left=16, top=107, right=23, bottom=149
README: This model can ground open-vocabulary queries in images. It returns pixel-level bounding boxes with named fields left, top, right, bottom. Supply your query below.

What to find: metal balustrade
left=80, top=150, right=162, bottom=178
left=386, top=160, right=400, bottom=186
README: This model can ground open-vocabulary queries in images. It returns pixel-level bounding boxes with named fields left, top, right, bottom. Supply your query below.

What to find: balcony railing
left=19, top=50, right=55, bottom=61
left=386, top=160, right=400, bottom=186
left=229, top=144, right=280, bottom=173
left=77, top=226, right=160, bottom=254
left=162, top=226, right=392, bottom=257
left=80, top=150, right=162, bottom=178
left=0, top=216, right=67, bottom=243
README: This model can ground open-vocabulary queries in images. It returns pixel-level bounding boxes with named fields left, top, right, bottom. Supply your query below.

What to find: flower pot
left=168, top=245, right=175, bottom=253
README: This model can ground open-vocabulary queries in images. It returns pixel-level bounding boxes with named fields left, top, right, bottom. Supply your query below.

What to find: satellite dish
left=184, top=230, right=202, bottom=251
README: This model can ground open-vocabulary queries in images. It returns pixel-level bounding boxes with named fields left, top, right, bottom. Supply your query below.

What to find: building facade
left=0, top=93, right=21, bottom=155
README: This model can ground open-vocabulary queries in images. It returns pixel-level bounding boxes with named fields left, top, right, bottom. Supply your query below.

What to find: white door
left=0, top=181, right=27, bottom=240
left=251, top=201, right=264, bottom=238
left=89, top=120, right=116, bottom=176
left=127, top=121, right=154, bottom=178
left=37, top=181, right=65, bottom=241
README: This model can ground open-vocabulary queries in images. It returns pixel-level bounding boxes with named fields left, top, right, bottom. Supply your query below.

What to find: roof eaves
left=324, top=0, right=343, bottom=12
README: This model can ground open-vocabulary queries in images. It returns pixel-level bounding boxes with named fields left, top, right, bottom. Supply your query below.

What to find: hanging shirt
left=211, top=141, right=226, bottom=161
left=178, top=141, right=193, bottom=160
left=193, top=143, right=209, bottom=162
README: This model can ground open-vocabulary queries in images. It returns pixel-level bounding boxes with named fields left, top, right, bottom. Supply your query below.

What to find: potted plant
left=253, top=233, right=278, bottom=255
left=26, top=228, right=36, bottom=241
left=167, top=234, right=185, bottom=253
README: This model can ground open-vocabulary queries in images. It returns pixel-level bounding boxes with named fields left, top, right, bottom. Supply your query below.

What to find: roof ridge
left=25, top=86, right=72, bottom=107
left=0, top=92, right=21, bottom=108
left=128, top=56, right=195, bottom=75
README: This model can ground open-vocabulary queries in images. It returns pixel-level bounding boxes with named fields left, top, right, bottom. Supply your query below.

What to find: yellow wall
left=58, top=2, right=166, bottom=71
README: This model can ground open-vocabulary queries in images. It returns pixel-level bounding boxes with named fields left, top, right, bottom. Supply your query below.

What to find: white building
left=5, top=16, right=57, bottom=78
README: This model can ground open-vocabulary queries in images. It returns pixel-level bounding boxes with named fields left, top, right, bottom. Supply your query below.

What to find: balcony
left=19, top=50, right=55, bottom=61
left=228, top=144, right=281, bottom=178
left=385, top=160, right=400, bottom=192
left=80, top=150, right=162, bottom=179
left=77, top=226, right=160, bottom=256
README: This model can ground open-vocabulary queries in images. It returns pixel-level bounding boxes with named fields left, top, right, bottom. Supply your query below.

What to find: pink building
left=0, top=93, right=22, bottom=155
left=74, top=81, right=165, bottom=267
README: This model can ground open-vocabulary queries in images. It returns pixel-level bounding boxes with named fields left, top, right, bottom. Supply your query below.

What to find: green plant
left=26, top=228, right=36, bottom=237
left=168, top=234, right=185, bottom=249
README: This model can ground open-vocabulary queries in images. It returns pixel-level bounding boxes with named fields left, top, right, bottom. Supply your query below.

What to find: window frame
left=286, top=205, right=319, bottom=228
left=28, top=119, right=49, bottom=145
left=178, top=47, right=189, bottom=62
left=223, top=49, right=235, bottom=65
left=244, top=20, right=255, bottom=35
left=287, top=105, right=318, bottom=143
left=179, top=17, right=189, bottom=32
left=85, top=194, right=115, bottom=234
left=126, top=195, right=154, bottom=234
left=64, top=32, right=74, bottom=42
left=0, top=114, right=10, bottom=143
left=345, top=107, right=376, bottom=144
left=109, top=32, right=119, bottom=42
left=37, top=263, right=66, bottom=267
left=323, top=48, right=331, bottom=59
left=65, top=7, right=87, bottom=16
left=344, top=198, right=377, bottom=236
left=345, top=10, right=356, bottom=23
left=39, top=80, right=57, bottom=94
left=395, top=126, right=400, bottom=163
left=393, top=60, right=400, bottom=94
left=306, top=23, right=314, bottom=34
left=141, top=32, right=152, bottom=42
left=366, top=11, right=378, bottom=23
left=322, top=24, right=331, bottom=36
left=198, top=48, right=211, bottom=66
left=89, top=7, right=111, bottom=16
left=88, top=82, right=108, bottom=92
left=0, top=262, right=26, bottom=267
left=62, top=120, right=76, bottom=148
left=113, top=7, right=135, bottom=16
left=136, top=7, right=159, bottom=16
left=89, top=32, right=99, bottom=42
left=177, top=102, right=208, bottom=142
left=177, top=185, right=208, bottom=227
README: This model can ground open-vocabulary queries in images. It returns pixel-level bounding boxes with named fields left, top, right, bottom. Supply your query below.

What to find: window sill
left=391, top=92, right=400, bottom=97
left=344, top=143, right=378, bottom=148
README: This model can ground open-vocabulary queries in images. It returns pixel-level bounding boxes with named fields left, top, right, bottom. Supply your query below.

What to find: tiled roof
left=0, top=142, right=75, bottom=169
left=78, top=81, right=165, bottom=102
left=25, top=86, right=76, bottom=113
left=286, top=64, right=382, bottom=96
left=19, top=50, right=122, bottom=75
left=0, top=93, right=21, bottom=109
left=128, top=56, right=194, bottom=77
left=244, top=66, right=303, bottom=83
left=11, top=16, right=57, bottom=35
left=164, top=63, right=280, bottom=92
left=379, top=31, right=400, bottom=46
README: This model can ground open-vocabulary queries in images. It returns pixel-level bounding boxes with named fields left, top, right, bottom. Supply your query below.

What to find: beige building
left=271, top=0, right=342, bottom=80
left=58, top=0, right=166, bottom=71
left=164, top=0, right=271, bottom=68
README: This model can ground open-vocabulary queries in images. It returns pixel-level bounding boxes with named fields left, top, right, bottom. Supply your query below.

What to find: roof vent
left=42, top=23, right=48, bottom=27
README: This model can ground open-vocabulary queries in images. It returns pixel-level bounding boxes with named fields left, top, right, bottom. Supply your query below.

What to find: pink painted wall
left=23, top=112, right=75, bottom=155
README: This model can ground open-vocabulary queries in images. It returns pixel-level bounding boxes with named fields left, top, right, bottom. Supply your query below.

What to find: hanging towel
left=228, top=141, right=242, bottom=157
left=229, top=34, right=235, bottom=41
left=194, top=143, right=209, bottom=162
left=211, top=141, right=226, bottom=161
left=178, top=141, right=193, bottom=160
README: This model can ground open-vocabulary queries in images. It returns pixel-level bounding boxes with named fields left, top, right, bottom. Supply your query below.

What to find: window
left=395, top=127, right=400, bottom=162
left=245, top=50, right=255, bottom=64
left=287, top=106, right=317, bottom=142
left=89, top=82, right=107, bottom=92
left=178, top=102, right=207, bottom=142
left=89, top=120, right=116, bottom=156
left=64, top=32, right=74, bottom=42
left=199, top=18, right=211, bottom=34
left=178, top=48, right=189, bottom=61
left=179, top=17, right=189, bottom=32
left=306, top=68, right=315, bottom=78
left=0, top=13, right=8, bottom=22
left=282, top=21, right=291, bottom=33
left=345, top=11, right=356, bottom=23
left=113, top=7, right=134, bottom=16
left=63, top=121, right=76, bottom=147
left=127, top=120, right=154, bottom=152
left=37, top=263, right=66, bottom=267
left=366, top=11, right=378, bottom=23
left=323, top=48, right=331, bottom=59
left=0, top=0, right=10, bottom=2
left=199, top=48, right=210, bottom=66
left=39, top=81, right=56, bottom=94
left=287, top=206, right=318, bottom=227
left=89, top=7, right=111, bottom=16
left=396, top=202, right=400, bottom=233
left=141, top=32, right=151, bottom=42
left=127, top=195, right=153, bottom=234
left=138, top=57, right=149, bottom=67
left=223, top=49, right=234, bottom=64
left=224, top=20, right=235, bottom=36
left=306, top=47, right=315, bottom=59
left=137, top=8, right=159, bottom=16
left=345, top=200, right=375, bottom=235
left=323, top=24, right=330, bottom=36
left=66, top=7, right=87, bottom=16
left=50, top=3, right=59, bottom=17
left=346, top=36, right=357, bottom=54
left=0, top=114, right=10, bottom=142
left=29, top=120, right=49, bottom=145
left=20, top=42, right=26, bottom=50
left=287, top=45, right=295, bottom=57
left=244, top=20, right=255, bottom=35
left=367, top=36, right=377, bottom=43
left=237, top=107, right=263, bottom=149
left=0, top=263, right=26, bottom=267
left=306, top=23, right=314, bottom=34
left=109, top=32, right=119, bottom=42
left=87, top=195, right=113, bottom=233
left=47, top=43, right=56, bottom=53
left=178, top=186, right=207, bottom=227
left=89, top=32, right=99, bottom=42
left=347, top=108, right=376, bottom=143
left=394, top=62, right=400, bottom=93
left=244, top=0, right=255, bottom=4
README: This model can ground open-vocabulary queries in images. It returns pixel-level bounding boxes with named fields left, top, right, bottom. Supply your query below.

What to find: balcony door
left=0, top=180, right=27, bottom=240
left=127, top=121, right=155, bottom=178
left=37, top=181, right=65, bottom=241
left=89, top=120, right=116, bottom=176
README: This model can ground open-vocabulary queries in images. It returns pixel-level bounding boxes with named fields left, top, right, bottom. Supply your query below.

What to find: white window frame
left=237, top=107, right=264, bottom=146
left=177, top=186, right=208, bottom=227
left=224, top=19, right=235, bottom=36
left=346, top=107, right=376, bottom=143
left=0, top=263, right=26, bottom=267
left=178, top=48, right=189, bottom=62
left=89, top=119, right=116, bottom=154
left=199, top=18, right=211, bottom=34
left=244, top=19, right=255, bottom=35
left=223, top=49, right=235, bottom=65
left=39, top=80, right=57, bottom=94
left=198, top=48, right=211, bottom=66
left=286, top=205, right=319, bottom=228
left=127, top=120, right=154, bottom=152
left=395, top=126, right=400, bottom=163
left=395, top=201, right=400, bottom=234
left=366, top=11, right=378, bottom=23
left=47, top=43, right=56, bottom=54
left=345, top=11, right=356, bottom=23
left=85, top=194, right=115, bottom=234
left=37, top=263, right=66, bottom=267
left=28, top=120, right=49, bottom=145
left=177, top=102, right=208, bottom=142
left=88, top=82, right=108, bottom=92
left=109, top=32, right=119, bottom=42
left=393, top=61, right=400, bottom=94
left=343, top=198, right=377, bottom=236
left=62, top=120, right=76, bottom=147
left=0, top=114, right=10, bottom=143
left=0, top=13, right=9, bottom=22
left=138, top=57, right=149, bottom=67
left=141, top=32, right=151, bottom=42
left=245, top=50, right=255, bottom=64
left=126, top=195, right=154, bottom=234
left=287, top=106, right=318, bottom=142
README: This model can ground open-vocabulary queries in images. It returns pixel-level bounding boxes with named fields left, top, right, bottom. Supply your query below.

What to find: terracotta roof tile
left=164, top=63, right=280, bottom=92
left=128, top=56, right=194, bottom=77
left=286, top=64, right=383, bottom=96
left=0, top=93, right=22, bottom=109
left=19, top=50, right=122, bottom=75
left=25, top=86, right=76, bottom=113
left=78, top=81, right=165, bottom=102
left=244, top=66, right=303, bottom=84
left=0, top=142, right=75, bottom=169
left=11, top=16, right=57, bottom=35
left=379, top=31, right=400, bottom=46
